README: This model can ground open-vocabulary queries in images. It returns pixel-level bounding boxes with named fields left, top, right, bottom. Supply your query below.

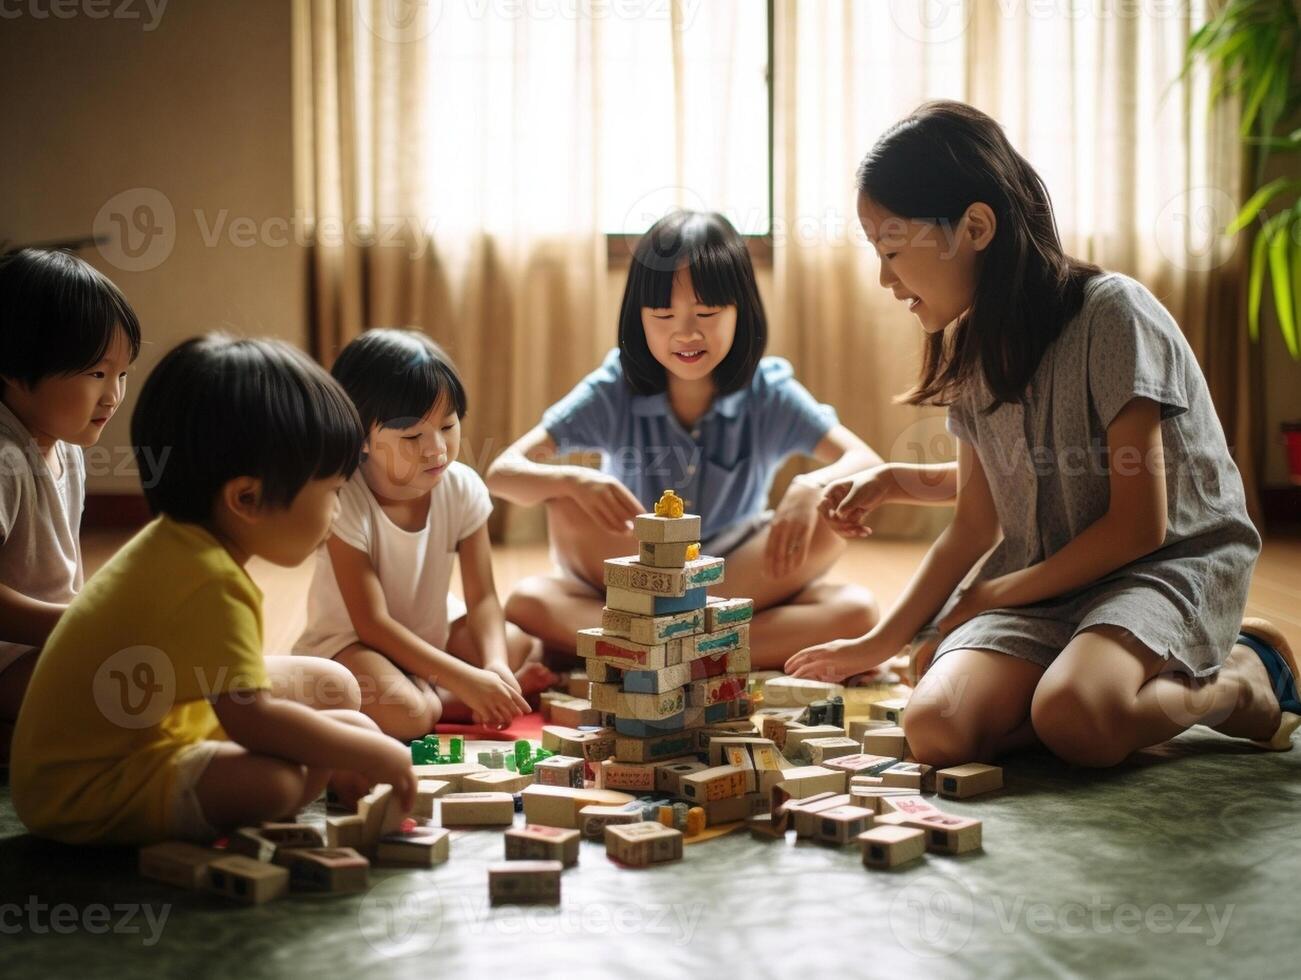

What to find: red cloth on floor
left=432, top=711, right=545, bottom=741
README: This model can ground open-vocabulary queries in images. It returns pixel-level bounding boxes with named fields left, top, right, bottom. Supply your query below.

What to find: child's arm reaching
left=785, top=440, right=1000, bottom=681
left=214, top=690, right=418, bottom=811
left=485, top=424, right=644, bottom=534
left=327, top=536, right=530, bottom=727
left=455, top=522, right=520, bottom=694
left=937, top=397, right=1168, bottom=634
left=0, top=584, right=66, bottom=647
left=765, top=425, right=884, bottom=578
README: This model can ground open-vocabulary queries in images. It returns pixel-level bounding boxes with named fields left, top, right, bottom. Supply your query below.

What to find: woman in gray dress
left=787, top=101, right=1301, bottom=767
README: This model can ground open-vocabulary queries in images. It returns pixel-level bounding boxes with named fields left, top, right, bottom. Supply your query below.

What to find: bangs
left=628, top=212, right=749, bottom=311
left=330, top=328, right=468, bottom=433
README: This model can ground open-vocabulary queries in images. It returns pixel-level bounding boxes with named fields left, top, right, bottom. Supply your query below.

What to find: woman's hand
left=565, top=471, right=644, bottom=534
left=936, top=579, right=1003, bottom=636
left=765, top=477, right=822, bottom=578
left=818, top=465, right=897, bottom=538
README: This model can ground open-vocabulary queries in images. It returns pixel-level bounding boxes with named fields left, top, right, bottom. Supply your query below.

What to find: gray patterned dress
left=928, top=272, right=1261, bottom=676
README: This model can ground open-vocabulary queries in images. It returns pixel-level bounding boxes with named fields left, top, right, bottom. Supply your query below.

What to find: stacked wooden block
left=576, top=491, right=753, bottom=758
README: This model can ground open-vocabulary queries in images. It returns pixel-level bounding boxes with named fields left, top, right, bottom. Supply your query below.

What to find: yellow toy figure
left=654, top=489, right=685, bottom=519
left=686, top=543, right=700, bottom=560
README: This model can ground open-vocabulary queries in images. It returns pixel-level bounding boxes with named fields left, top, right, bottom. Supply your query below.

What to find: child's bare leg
left=904, top=648, right=1045, bottom=767
left=335, top=644, right=442, bottom=741
left=443, top=616, right=557, bottom=697
left=194, top=710, right=379, bottom=827
left=712, top=520, right=878, bottom=670
left=504, top=575, right=604, bottom=663
left=1031, top=624, right=1284, bottom=768
left=0, top=649, right=38, bottom=725
left=264, top=654, right=362, bottom=711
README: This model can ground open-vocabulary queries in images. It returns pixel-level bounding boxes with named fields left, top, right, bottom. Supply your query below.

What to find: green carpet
left=1, top=728, right=1298, bottom=979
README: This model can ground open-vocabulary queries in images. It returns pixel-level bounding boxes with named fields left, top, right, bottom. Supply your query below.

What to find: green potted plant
left=1185, top=0, right=1300, bottom=484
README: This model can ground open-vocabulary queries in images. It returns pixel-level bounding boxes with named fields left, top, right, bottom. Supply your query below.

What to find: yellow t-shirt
left=11, top=516, right=268, bottom=845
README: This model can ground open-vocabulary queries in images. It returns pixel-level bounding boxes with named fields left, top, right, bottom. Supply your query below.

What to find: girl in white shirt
left=296, top=329, right=550, bottom=737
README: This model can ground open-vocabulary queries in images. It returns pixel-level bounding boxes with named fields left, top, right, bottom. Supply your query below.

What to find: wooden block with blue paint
left=688, top=623, right=750, bottom=659
left=601, top=606, right=705, bottom=645
left=620, top=661, right=691, bottom=694
left=612, top=728, right=700, bottom=763
left=614, top=711, right=687, bottom=737
left=705, top=596, right=754, bottom=631
left=576, top=628, right=683, bottom=670
left=633, top=512, right=701, bottom=543
left=603, top=555, right=725, bottom=597
left=605, top=585, right=708, bottom=617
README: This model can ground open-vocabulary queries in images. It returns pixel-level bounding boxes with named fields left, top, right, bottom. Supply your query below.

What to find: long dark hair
left=618, top=210, right=767, bottom=397
left=856, top=101, right=1100, bottom=410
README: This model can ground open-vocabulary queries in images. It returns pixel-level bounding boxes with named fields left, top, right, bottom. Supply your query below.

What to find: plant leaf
left=1228, top=178, right=1300, bottom=233
left=1267, top=218, right=1298, bottom=359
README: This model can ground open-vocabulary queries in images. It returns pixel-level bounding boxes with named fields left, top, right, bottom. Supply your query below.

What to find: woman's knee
left=369, top=688, right=441, bottom=742
left=504, top=576, right=559, bottom=629
left=1030, top=679, right=1128, bottom=768
left=901, top=696, right=986, bottom=767
left=829, top=583, right=880, bottom=637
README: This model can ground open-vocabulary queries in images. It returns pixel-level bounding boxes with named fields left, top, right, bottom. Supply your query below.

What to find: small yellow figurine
left=654, top=489, right=685, bottom=519
left=686, top=543, right=700, bottom=560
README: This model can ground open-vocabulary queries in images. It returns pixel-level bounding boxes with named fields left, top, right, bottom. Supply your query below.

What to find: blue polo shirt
left=542, top=348, right=838, bottom=543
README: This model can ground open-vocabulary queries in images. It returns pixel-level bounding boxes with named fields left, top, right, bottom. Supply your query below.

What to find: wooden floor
left=83, top=528, right=1301, bottom=656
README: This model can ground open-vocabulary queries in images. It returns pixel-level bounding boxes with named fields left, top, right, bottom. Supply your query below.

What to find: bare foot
left=515, top=660, right=559, bottom=696
left=1210, top=623, right=1287, bottom=742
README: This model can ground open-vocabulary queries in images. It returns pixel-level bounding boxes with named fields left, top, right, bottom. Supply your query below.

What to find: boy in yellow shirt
left=11, top=335, right=416, bottom=844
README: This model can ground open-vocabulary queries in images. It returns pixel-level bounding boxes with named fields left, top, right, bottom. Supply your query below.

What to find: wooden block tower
left=576, top=490, right=754, bottom=763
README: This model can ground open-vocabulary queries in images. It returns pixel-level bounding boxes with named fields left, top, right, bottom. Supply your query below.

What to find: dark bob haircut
left=856, top=100, right=1100, bottom=411
left=0, top=248, right=142, bottom=389
left=132, top=335, right=363, bottom=523
left=618, top=210, right=767, bottom=397
left=330, top=328, right=468, bottom=432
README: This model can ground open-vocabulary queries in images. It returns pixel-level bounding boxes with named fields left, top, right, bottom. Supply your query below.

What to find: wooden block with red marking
left=879, top=795, right=944, bottom=820
left=679, top=764, right=752, bottom=803
left=825, top=753, right=900, bottom=777
left=577, top=628, right=683, bottom=671
left=604, top=821, right=684, bottom=866
left=598, top=758, right=658, bottom=792
left=904, top=813, right=983, bottom=854
left=505, top=824, right=581, bottom=867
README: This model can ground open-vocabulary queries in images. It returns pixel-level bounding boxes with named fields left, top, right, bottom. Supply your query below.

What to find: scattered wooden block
left=521, top=785, right=636, bottom=829
left=652, top=757, right=710, bottom=796
left=905, top=813, right=983, bottom=854
left=505, top=825, right=581, bottom=867
left=462, top=771, right=532, bottom=795
left=549, top=697, right=601, bottom=729
left=802, top=736, right=862, bottom=764
left=878, top=795, right=944, bottom=820
left=679, top=764, right=752, bottom=803
left=781, top=725, right=848, bottom=760
left=763, top=676, right=843, bottom=708
left=565, top=671, right=591, bottom=699
left=376, top=826, right=450, bottom=867
left=849, top=785, right=923, bottom=813
left=880, top=762, right=933, bottom=791
left=542, top=725, right=616, bottom=761
left=604, top=821, right=684, bottom=866
left=138, top=842, right=224, bottom=890
left=862, top=726, right=909, bottom=758
left=825, top=753, right=899, bottom=777
left=205, top=855, right=289, bottom=905
left=814, top=805, right=875, bottom=845
left=411, top=779, right=452, bottom=818
left=869, top=697, right=909, bottom=724
left=598, top=758, right=658, bottom=792
left=259, top=822, right=326, bottom=848
left=226, top=828, right=278, bottom=863
left=858, top=825, right=926, bottom=869
left=439, top=792, right=515, bottom=826
left=789, top=794, right=854, bottom=838
left=748, top=811, right=789, bottom=839
left=326, top=814, right=365, bottom=849
left=703, top=792, right=768, bottom=825
left=775, top=765, right=847, bottom=799
left=871, top=811, right=916, bottom=826
left=410, top=762, right=488, bottom=793
left=488, top=860, right=563, bottom=905
left=359, top=784, right=405, bottom=854
left=578, top=803, right=644, bottom=839
left=936, top=763, right=1003, bottom=799
left=848, top=718, right=897, bottom=741
left=534, top=755, right=586, bottom=788
left=282, top=847, right=370, bottom=894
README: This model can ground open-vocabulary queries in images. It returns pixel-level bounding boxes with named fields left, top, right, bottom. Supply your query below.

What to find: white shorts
left=165, top=740, right=224, bottom=841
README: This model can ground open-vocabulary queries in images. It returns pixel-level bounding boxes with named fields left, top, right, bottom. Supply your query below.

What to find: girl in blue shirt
left=489, top=210, right=934, bottom=669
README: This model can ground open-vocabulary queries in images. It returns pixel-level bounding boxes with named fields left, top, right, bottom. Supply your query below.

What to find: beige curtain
left=773, top=0, right=1260, bottom=529
left=292, top=0, right=609, bottom=542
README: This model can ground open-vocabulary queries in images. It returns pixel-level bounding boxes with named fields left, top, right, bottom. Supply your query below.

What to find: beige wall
left=3, top=3, right=1296, bottom=496
left=1, top=0, right=306, bottom=492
